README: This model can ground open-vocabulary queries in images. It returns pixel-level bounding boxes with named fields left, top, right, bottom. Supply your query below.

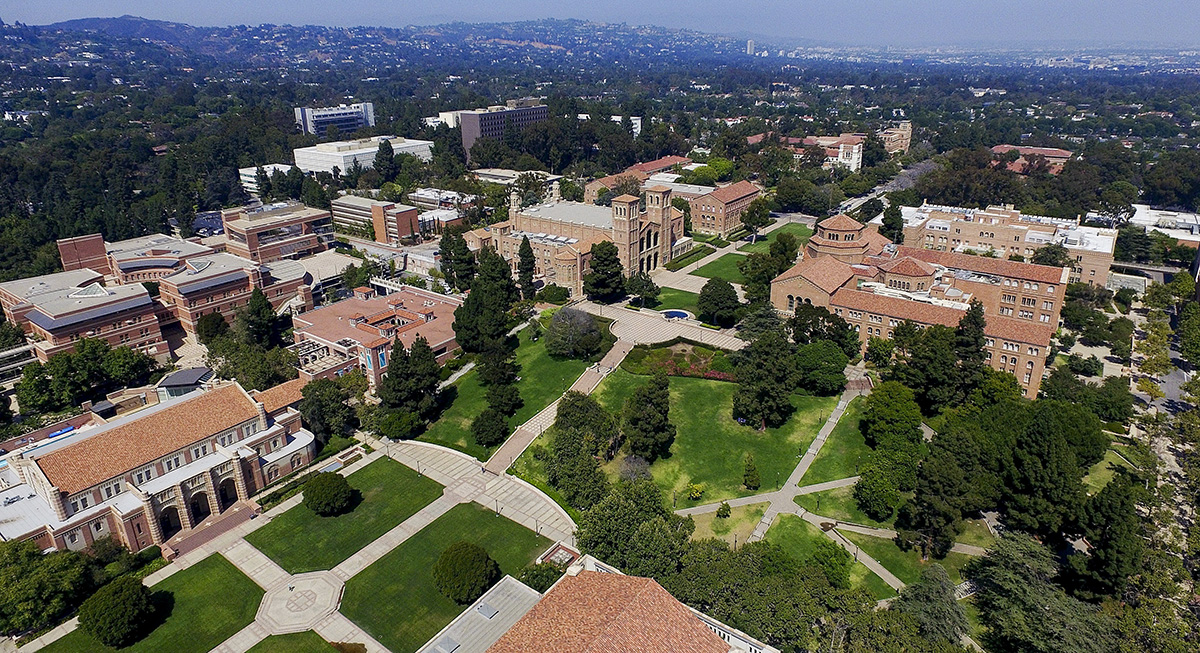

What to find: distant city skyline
left=1, top=0, right=1198, bottom=48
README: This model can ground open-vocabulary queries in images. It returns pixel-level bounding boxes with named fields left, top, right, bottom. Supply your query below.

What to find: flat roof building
left=293, top=136, right=434, bottom=175
left=460, top=99, right=550, bottom=159
left=331, top=194, right=422, bottom=245
left=294, top=102, right=375, bottom=136
left=237, top=164, right=293, bottom=196
left=407, top=187, right=480, bottom=211
left=158, top=253, right=311, bottom=337
left=222, top=202, right=335, bottom=263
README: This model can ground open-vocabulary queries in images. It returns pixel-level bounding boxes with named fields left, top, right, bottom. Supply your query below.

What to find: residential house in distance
left=464, top=183, right=688, bottom=297
left=0, top=381, right=314, bottom=554
left=222, top=202, right=335, bottom=263
left=293, top=136, right=435, bottom=175
left=691, top=180, right=762, bottom=239
left=420, top=550, right=778, bottom=653
left=878, top=121, right=913, bottom=154
left=289, top=286, right=462, bottom=389
left=331, top=195, right=422, bottom=245
left=892, top=203, right=1116, bottom=285
left=772, top=215, right=1065, bottom=397
left=459, top=99, right=550, bottom=157
left=0, top=270, right=167, bottom=363
left=990, top=144, right=1074, bottom=175
left=293, top=102, right=375, bottom=136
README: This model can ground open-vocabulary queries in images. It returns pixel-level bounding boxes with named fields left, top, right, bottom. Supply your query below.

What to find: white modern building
left=237, top=164, right=293, bottom=195
left=294, top=102, right=375, bottom=136
left=292, top=136, right=434, bottom=175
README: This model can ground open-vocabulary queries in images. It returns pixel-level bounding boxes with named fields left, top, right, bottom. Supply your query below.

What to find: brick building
left=0, top=381, right=314, bottom=553
left=691, top=180, right=762, bottom=239
left=222, top=202, right=335, bottom=264
left=331, top=195, right=422, bottom=245
left=158, top=253, right=311, bottom=337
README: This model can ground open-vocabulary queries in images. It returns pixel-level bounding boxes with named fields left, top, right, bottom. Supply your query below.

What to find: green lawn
left=1084, top=449, right=1135, bottom=496
left=798, top=397, right=867, bottom=486
left=956, top=519, right=997, bottom=549
left=421, top=328, right=588, bottom=460
left=962, top=597, right=985, bottom=642
left=738, top=223, right=814, bottom=254
left=644, top=288, right=701, bottom=315
left=245, top=458, right=444, bottom=573
left=247, top=632, right=334, bottom=653
left=40, top=555, right=262, bottom=653
left=795, top=485, right=900, bottom=528
left=341, top=503, right=550, bottom=653
left=595, top=369, right=838, bottom=506
left=765, top=515, right=896, bottom=600
left=689, top=253, right=748, bottom=284
left=841, top=530, right=975, bottom=585
left=691, top=502, right=768, bottom=546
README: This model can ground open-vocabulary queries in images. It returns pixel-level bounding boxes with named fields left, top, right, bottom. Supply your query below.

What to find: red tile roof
left=35, top=384, right=261, bottom=495
left=818, top=213, right=865, bottom=232
left=775, top=256, right=856, bottom=294
left=831, top=288, right=1054, bottom=346
left=627, top=155, right=691, bottom=174
left=897, top=246, right=1066, bottom=284
left=862, top=229, right=893, bottom=256
left=253, top=378, right=307, bottom=415
left=879, top=256, right=936, bottom=277
left=486, top=571, right=729, bottom=653
left=991, top=144, right=1073, bottom=160
left=705, top=180, right=759, bottom=204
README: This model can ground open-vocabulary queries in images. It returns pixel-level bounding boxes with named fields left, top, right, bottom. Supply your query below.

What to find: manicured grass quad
left=40, top=555, right=262, bottom=653
left=245, top=458, right=443, bottom=573
left=764, top=514, right=896, bottom=600
left=841, top=530, right=976, bottom=585
left=690, top=502, right=768, bottom=546
left=420, top=329, right=588, bottom=460
left=737, top=222, right=814, bottom=254
left=341, top=503, right=550, bottom=653
left=689, top=253, right=749, bottom=284
left=794, top=485, right=900, bottom=528
left=247, top=631, right=335, bottom=653
left=797, top=396, right=868, bottom=486
left=594, top=369, right=838, bottom=506
left=643, top=287, right=702, bottom=315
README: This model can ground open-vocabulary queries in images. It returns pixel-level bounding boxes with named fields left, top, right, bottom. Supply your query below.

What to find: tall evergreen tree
left=373, top=139, right=397, bottom=183
left=378, top=336, right=442, bottom=421
left=892, top=564, right=968, bottom=645
left=955, top=299, right=988, bottom=396
left=733, top=329, right=796, bottom=428
left=517, top=236, right=536, bottom=300
left=880, top=203, right=905, bottom=244
left=238, top=288, right=278, bottom=348
left=583, top=241, right=625, bottom=302
left=624, top=374, right=675, bottom=462
left=697, top=277, right=741, bottom=327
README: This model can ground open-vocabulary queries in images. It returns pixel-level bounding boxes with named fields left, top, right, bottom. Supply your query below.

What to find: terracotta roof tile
left=253, top=378, right=307, bottom=415
left=774, top=256, right=856, bottom=294
left=879, top=256, right=936, bottom=277
left=628, top=155, right=691, bottom=174
left=831, top=288, right=1054, bottom=346
left=897, top=246, right=1066, bottom=284
left=862, top=229, right=893, bottom=255
left=486, top=571, right=729, bottom=653
left=35, top=384, right=260, bottom=495
left=818, top=213, right=865, bottom=231
left=705, top=180, right=759, bottom=204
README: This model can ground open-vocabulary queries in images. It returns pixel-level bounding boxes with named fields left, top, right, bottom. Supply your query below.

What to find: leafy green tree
left=866, top=336, right=895, bottom=367
left=1069, top=472, right=1145, bottom=597
left=955, top=299, right=988, bottom=393
left=733, top=329, right=796, bottom=428
left=1032, top=243, right=1071, bottom=267
left=789, top=304, right=859, bottom=358
left=805, top=539, right=853, bottom=589
left=237, top=288, right=279, bottom=348
left=553, top=391, right=620, bottom=458
left=302, top=472, right=354, bottom=516
left=576, top=479, right=669, bottom=570
left=737, top=302, right=786, bottom=343
left=583, top=241, right=625, bottom=302
left=377, top=336, right=442, bottom=421
left=433, top=541, right=499, bottom=604
left=0, top=540, right=92, bottom=635
left=453, top=247, right=517, bottom=354
left=625, top=374, right=675, bottom=462
left=78, top=577, right=155, bottom=648
left=624, top=271, right=660, bottom=308
left=1003, top=403, right=1089, bottom=536
left=517, top=562, right=564, bottom=593
left=205, top=338, right=298, bottom=391
left=768, top=233, right=801, bottom=272
left=1169, top=273, right=1195, bottom=311
left=738, top=252, right=779, bottom=305
left=624, top=515, right=695, bottom=578
left=471, top=408, right=509, bottom=447
left=544, top=307, right=602, bottom=360
left=546, top=427, right=611, bottom=510
left=967, top=533, right=1118, bottom=653
left=741, top=197, right=772, bottom=242
left=795, top=340, right=849, bottom=396
left=697, top=277, right=741, bottom=327
left=298, top=378, right=352, bottom=442
left=888, top=325, right=959, bottom=414
left=376, top=410, right=422, bottom=441
left=861, top=381, right=923, bottom=448
left=517, top=236, right=536, bottom=300
left=880, top=203, right=905, bottom=244
left=15, top=362, right=54, bottom=415
left=892, top=564, right=968, bottom=645
left=194, top=312, right=229, bottom=345
left=1179, top=301, right=1200, bottom=367
left=0, top=321, right=23, bottom=351
left=743, top=453, right=761, bottom=490
left=854, top=465, right=900, bottom=521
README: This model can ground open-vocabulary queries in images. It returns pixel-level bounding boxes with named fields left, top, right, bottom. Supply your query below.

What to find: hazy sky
left=1, top=0, right=1196, bottom=47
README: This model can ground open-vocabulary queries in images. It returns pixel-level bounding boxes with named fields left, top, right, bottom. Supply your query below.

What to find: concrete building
left=0, top=381, right=313, bottom=554
left=471, top=168, right=562, bottom=187
left=0, top=270, right=167, bottom=363
left=991, top=144, right=1074, bottom=175
left=292, top=136, right=434, bottom=175
left=331, top=195, right=422, bottom=245
left=408, top=187, right=480, bottom=211
left=237, top=164, right=293, bottom=195
left=222, top=202, right=335, bottom=263
left=691, top=180, right=762, bottom=239
left=289, top=286, right=462, bottom=389
left=893, top=203, right=1116, bottom=285
left=293, top=102, right=375, bottom=136
left=772, top=215, right=1065, bottom=398
left=460, top=99, right=550, bottom=158
left=878, top=121, right=913, bottom=154
left=465, top=183, right=688, bottom=297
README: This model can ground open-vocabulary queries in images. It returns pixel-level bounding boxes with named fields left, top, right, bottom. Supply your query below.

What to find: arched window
left=267, top=466, right=279, bottom=482
left=787, top=295, right=795, bottom=309
left=291, top=454, right=304, bottom=470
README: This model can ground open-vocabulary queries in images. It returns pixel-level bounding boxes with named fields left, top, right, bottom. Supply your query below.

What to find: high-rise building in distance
left=747, top=40, right=755, bottom=55
left=294, top=102, right=376, bottom=136
left=458, top=98, right=549, bottom=159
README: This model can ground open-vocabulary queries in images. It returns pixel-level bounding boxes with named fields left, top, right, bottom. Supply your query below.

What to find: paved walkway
left=574, top=301, right=746, bottom=350
left=484, top=340, right=634, bottom=474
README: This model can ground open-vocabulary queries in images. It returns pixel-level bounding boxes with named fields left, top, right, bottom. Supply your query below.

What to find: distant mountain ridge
left=46, top=15, right=205, bottom=47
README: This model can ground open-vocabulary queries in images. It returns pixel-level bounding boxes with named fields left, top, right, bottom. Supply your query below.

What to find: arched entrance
left=189, top=492, right=211, bottom=524
left=159, top=506, right=182, bottom=541
left=218, top=478, right=238, bottom=511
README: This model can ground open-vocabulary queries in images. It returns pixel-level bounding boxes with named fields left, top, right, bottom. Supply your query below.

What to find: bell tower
left=610, top=194, right=640, bottom=272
